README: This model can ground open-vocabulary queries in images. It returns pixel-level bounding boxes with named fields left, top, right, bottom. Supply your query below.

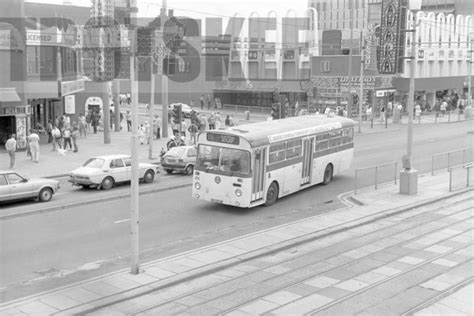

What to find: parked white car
left=69, top=154, right=159, bottom=190
left=0, top=171, right=60, bottom=203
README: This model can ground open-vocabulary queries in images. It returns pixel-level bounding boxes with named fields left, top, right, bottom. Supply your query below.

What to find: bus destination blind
left=206, top=133, right=240, bottom=145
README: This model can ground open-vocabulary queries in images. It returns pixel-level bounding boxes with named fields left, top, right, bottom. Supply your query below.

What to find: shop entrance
left=0, top=116, right=15, bottom=146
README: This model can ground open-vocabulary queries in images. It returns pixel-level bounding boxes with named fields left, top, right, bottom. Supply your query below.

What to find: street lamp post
left=468, top=33, right=473, bottom=107
left=400, top=0, right=422, bottom=195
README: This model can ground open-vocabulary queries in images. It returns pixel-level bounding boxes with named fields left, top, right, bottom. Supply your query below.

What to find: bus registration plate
left=211, top=199, right=223, bottom=203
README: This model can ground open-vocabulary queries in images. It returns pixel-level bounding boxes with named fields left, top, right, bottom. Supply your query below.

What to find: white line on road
left=114, top=219, right=130, bottom=224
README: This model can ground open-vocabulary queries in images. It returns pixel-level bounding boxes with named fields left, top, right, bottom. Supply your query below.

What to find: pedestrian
left=415, top=104, right=422, bottom=122
left=167, top=135, right=177, bottom=150
left=138, top=124, right=146, bottom=145
left=207, top=113, right=216, bottom=130
left=91, top=110, right=99, bottom=134
left=225, top=115, right=231, bottom=127
left=367, top=106, right=373, bottom=122
left=144, top=121, right=151, bottom=144
left=440, top=99, right=447, bottom=117
left=85, top=111, right=92, bottom=132
left=110, top=108, right=115, bottom=130
left=229, top=114, right=235, bottom=126
left=180, top=118, right=187, bottom=137
left=119, top=111, right=124, bottom=130
left=154, top=115, right=161, bottom=139
left=71, top=122, right=79, bottom=152
left=207, top=94, right=212, bottom=109
left=5, top=134, right=16, bottom=168
left=126, top=110, right=132, bottom=131
left=171, top=120, right=180, bottom=136
left=62, top=126, right=72, bottom=150
left=200, top=95, right=204, bottom=110
left=188, top=122, right=198, bottom=145
left=64, top=115, right=71, bottom=130
left=52, top=125, right=61, bottom=151
left=46, top=120, right=53, bottom=143
left=380, top=106, right=385, bottom=122
left=199, top=114, right=207, bottom=131
left=78, top=113, right=87, bottom=138
left=28, top=129, right=40, bottom=163
left=190, top=99, right=195, bottom=108
left=58, top=115, right=64, bottom=130
left=127, top=93, right=131, bottom=105
left=215, top=112, right=222, bottom=129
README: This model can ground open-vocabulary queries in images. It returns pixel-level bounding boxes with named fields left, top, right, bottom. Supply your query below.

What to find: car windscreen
left=196, top=145, right=250, bottom=176
left=166, top=147, right=186, bottom=157
left=83, top=158, right=105, bottom=168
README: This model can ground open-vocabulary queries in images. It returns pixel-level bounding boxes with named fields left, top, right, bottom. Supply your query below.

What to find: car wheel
left=185, top=165, right=194, bottom=175
left=101, top=176, right=114, bottom=190
left=265, top=182, right=279, bottom=206
left=323, top=164, right=333, bottom=185
left=143, top=170, right=155, bottom=183
left=39, top=187, right=53, bottom=202
left=165, top=169, right=173, bottom=174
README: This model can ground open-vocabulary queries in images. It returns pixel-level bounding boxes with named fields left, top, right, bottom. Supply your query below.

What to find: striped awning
left=0, top=88, right=21, bottom=102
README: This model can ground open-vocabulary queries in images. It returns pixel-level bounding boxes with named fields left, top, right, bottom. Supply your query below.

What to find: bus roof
left=207, top=114, right=356, bottom=148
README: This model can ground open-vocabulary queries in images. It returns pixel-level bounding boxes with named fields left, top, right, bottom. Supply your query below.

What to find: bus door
left=301, top=137, right=313, bottom=185
left=251, top=148, right=266, bottom=201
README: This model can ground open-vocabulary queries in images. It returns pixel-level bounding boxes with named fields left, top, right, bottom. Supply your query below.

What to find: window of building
left=269, top=142, right=286, bottom=164
left=27, top=46, right=39, bottom=75
left=39, top=46, right=56, bottom=75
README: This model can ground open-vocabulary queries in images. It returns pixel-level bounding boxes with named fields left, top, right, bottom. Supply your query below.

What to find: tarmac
left=0, top=170, right=472, bottom=315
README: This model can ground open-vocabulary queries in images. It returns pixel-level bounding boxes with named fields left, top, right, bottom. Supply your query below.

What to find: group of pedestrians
left=4, top=129, right=41, bottom=168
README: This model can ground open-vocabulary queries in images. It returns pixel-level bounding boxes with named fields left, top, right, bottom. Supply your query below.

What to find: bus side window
left=286, top=139, right=302, bottom=159
left=315, top=133, right=329, bottom=151
left=269, top=143, right=285, bottom=164
left=329, top=130, right=342, bottom=147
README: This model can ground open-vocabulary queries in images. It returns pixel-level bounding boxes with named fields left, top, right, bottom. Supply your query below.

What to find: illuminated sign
left=206, top=133, right=240, bottom=145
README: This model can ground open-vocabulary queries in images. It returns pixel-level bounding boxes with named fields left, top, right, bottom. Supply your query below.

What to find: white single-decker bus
left=192, top=114, right=355, bottom=208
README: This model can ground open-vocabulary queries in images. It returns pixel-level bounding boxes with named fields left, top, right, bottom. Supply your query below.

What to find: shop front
left=0, top=88, right=29, bottom=150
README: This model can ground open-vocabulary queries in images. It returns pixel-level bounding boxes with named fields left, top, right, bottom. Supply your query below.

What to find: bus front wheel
left=265, top=182, right=279, bottom=206
left=323, top=164, right=333, bottom=185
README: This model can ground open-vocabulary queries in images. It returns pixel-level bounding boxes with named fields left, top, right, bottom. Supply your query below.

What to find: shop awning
left=0, top=88, right=21, bottom=102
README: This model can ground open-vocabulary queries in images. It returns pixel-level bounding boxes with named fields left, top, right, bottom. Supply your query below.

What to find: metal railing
left=354, top=162, right=398, bottom=194
left=431, top=147, right=474, bottom=175
left=449, top=163, right=474, bottom=192
left=222, top=104, right=272, bottom=117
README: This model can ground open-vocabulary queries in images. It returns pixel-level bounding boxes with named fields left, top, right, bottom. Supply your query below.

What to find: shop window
left=27, top=46, right=39, bottom=75
left=269, top=142, right=286, bottom=164
left=40, top=46, right=56, bottom=75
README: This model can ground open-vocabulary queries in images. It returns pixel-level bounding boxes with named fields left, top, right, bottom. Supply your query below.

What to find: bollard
left=394, top=162, right=398, bottom=184
left=354, top=170, right=358, bottom=194
left=447, top=152, right=451, bottom=171
left=449, top=168, right=453, bottom=192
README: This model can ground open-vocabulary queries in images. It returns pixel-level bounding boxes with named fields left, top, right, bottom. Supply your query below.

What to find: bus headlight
left=235, top=189, right=242, bottom=197
left=194, top=182, right=201, bottom=190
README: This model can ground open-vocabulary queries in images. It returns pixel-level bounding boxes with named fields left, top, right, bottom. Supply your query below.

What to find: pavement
left=0, top=171, right=472, bottom=315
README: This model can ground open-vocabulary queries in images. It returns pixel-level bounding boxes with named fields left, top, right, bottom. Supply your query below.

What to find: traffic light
left=271, top=103, right=280, bottom=120
left=172, top=104, right=182, bottom=124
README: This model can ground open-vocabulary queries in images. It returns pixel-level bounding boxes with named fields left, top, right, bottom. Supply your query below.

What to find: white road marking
left=114, top=218, right=130, bottom=224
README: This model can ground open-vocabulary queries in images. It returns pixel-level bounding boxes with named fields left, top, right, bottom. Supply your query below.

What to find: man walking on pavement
left=126, top=111, right=132, bottom=132
left=5, top=134, right=16, bottom=168
left=28, top=129, right=40, bottom=163
left=200, top=95, right=204, bottom=110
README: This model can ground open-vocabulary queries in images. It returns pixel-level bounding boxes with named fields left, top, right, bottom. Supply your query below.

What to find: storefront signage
left=65, top=95, right=75, bottom=114
left=26, top=27, right=77, bottom=47
left=206, top=133, right=240, bottom=145
left=16, top=116, right=27, bottom=150
left=1, top=105, right=31, bottom=115
left=0, top=23, right=23, bottom=51
left=60, top=79, right=85, bottom=97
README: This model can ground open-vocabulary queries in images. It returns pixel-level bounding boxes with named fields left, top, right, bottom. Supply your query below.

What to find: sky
left=26, top=0, right=309, bottom=19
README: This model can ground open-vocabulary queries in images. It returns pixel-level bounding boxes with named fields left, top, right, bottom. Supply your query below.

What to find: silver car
left=69, top=154, right=159, bottom=190
left=0, top=171, right=60, bottom=203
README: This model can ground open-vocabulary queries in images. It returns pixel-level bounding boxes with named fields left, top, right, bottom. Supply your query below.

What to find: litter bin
left=244, top=110, right=250, bottom=120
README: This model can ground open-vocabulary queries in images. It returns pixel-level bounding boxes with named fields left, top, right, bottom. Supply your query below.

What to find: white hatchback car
left=69, top=154, right=159, bottom=190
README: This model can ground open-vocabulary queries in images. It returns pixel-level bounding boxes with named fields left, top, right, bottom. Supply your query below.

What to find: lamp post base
left=399, top=169, right=418, bottom=195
